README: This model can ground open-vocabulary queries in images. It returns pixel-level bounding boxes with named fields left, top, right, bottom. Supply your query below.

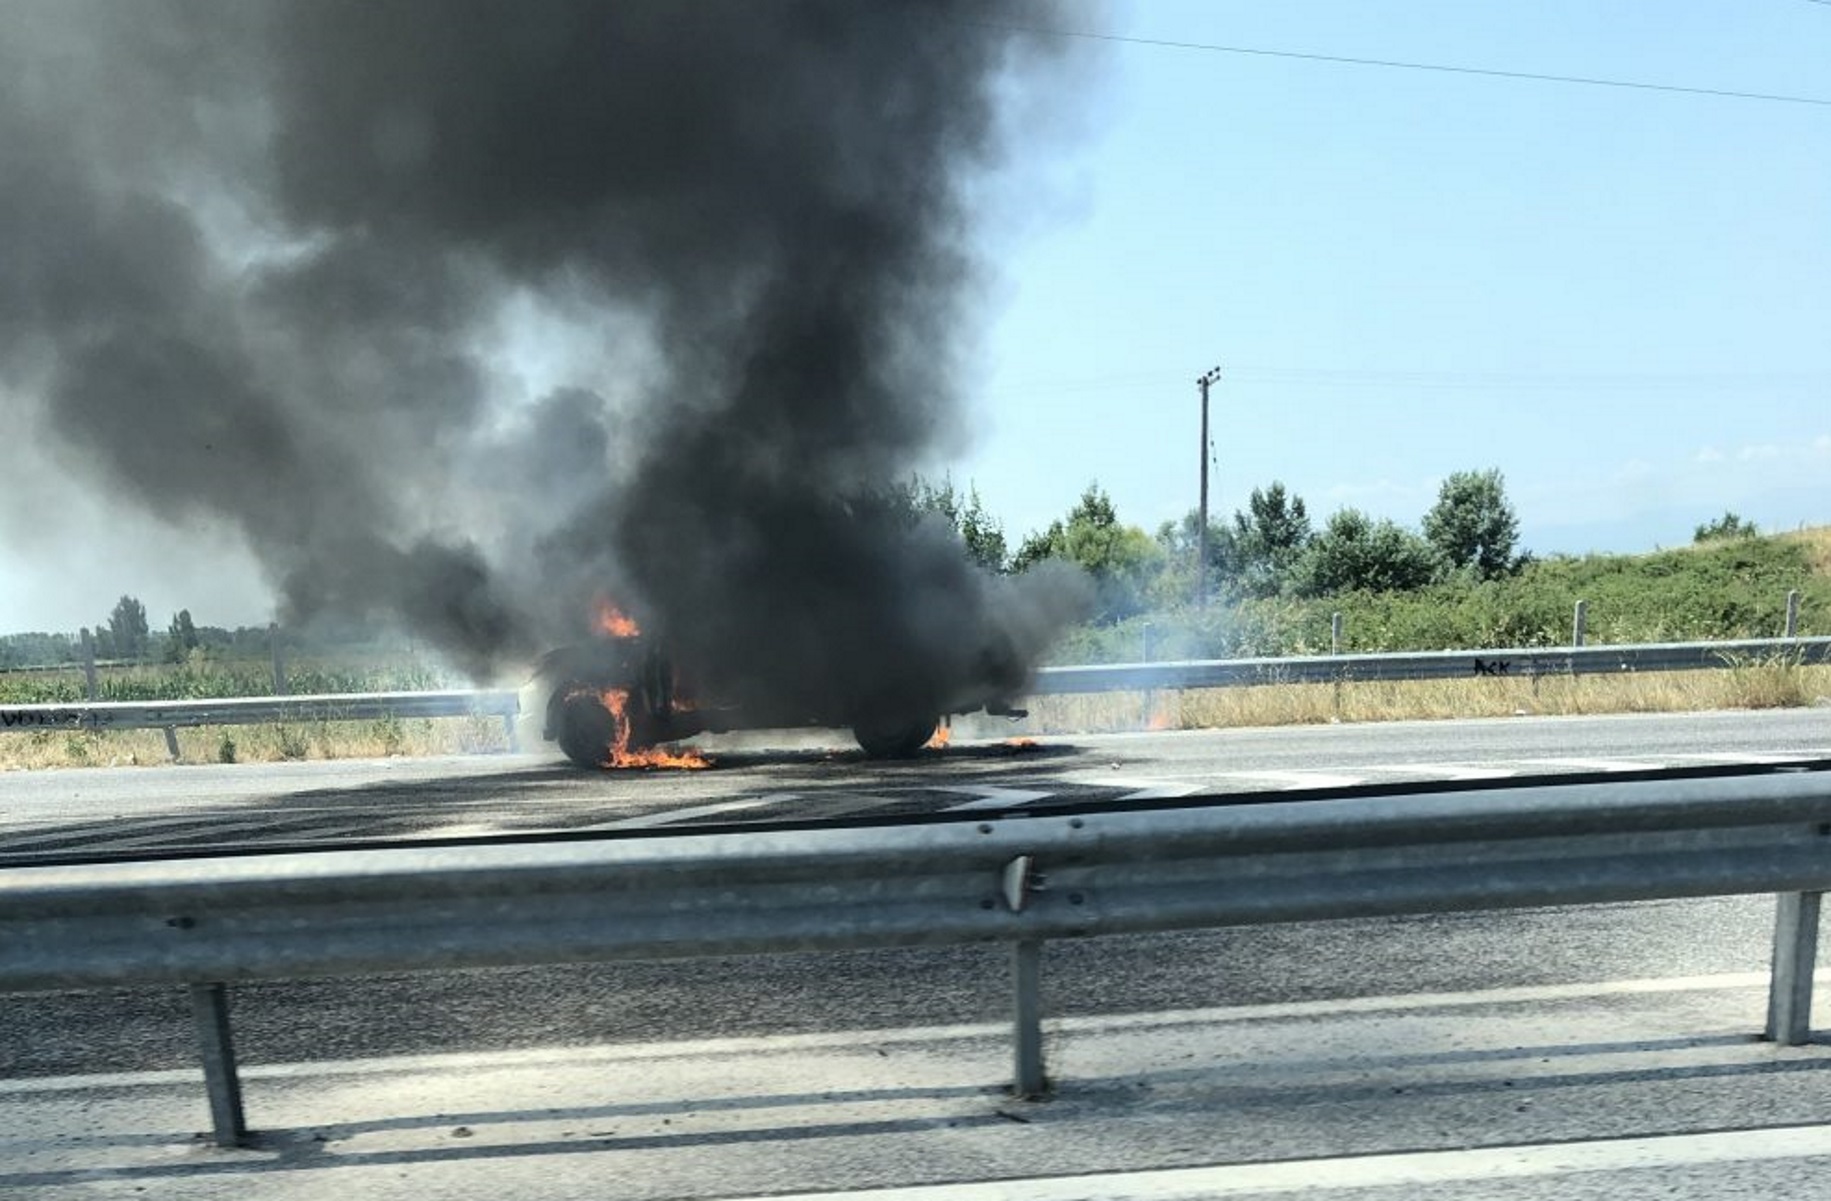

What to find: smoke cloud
left=0, top=0, right=1094, bottom=715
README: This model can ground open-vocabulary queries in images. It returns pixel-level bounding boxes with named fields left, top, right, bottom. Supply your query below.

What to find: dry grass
left=1017, top=662, right=1831, bottom=736
left=4, top=663, right=1826, bottom=769
left=0, top=717, right=512, bottom=771
left=1783, top=526, right=1831, bottom=579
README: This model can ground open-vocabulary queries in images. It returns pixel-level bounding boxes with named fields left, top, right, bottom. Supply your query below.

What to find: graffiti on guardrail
left=1472, top=658, right=1511, bottom=677
left=1, top=709, right=85, bottom=729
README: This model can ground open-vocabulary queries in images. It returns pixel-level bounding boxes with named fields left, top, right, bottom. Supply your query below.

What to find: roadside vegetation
left=2, top=474, right=1826, bottom=767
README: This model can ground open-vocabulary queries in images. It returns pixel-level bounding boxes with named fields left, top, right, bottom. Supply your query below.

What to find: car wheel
left=554, top=689, right=619, bottom=768
left=853, top=715, right=938, bottom=759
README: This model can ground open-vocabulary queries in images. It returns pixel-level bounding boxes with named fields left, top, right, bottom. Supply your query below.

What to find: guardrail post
left=163, top=726, right=181, bottom=762
left=1766, top=891, right=1822, bottom=1045
left=1572, top=600, right=1588, bottom=648
left=1786, top=590, right=1800, bottom=639
left=269, top=624, right=287, bottom=696
left=1012, top=939, right=1046, bottom=1097
left=81, top=629, right=99, bottom=701
left=189, top=983, right=250, bottom=1147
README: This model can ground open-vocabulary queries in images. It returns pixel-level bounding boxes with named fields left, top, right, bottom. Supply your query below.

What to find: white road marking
left=707, top=1125, right=1831, bottom=1200
left=1220, top=770, right=1366, bottom=790
left=1665, top=751, right=1830, bottom=764
left=1114, top=782, right=1205, bottom=800
left=1512, top=757, right=1666, bottom=772
left=1368, top=762, right=1518, bottom=780
left=579, top=795, right=782, bottom=830
left=942, top=786, right=1056, bottom=811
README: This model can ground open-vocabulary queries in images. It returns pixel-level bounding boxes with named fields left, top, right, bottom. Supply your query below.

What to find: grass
left=3, top=665, right=1824, bottom=769
left=0, top=717, right=513, bottom=771
left=1016, top=662, right=1831, bottom=737
left=4, top=524, right=1827, bottom=768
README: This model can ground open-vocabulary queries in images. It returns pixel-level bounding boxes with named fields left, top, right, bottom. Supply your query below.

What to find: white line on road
left=942, top=787, right=1056, bottom=811
left=708, top=1124, right=1831, bottom=1200
left=1220, top=770, right=1366, bottom=790
left=1114, top=782, right=1205, bottom=800
left=1365, top=763, right=1518, bottom=780
left=1511, top=757, right=1666, bottom=772
left=578, top=795, right=785, bottom=830
left=1665, top=751, right=1831, bottom=765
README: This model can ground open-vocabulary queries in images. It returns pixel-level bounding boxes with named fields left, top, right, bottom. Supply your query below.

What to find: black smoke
left=0, top=0, right=1094, bottom=712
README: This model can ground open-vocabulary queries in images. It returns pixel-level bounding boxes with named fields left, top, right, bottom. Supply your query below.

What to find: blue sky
left=952, top=0, right=1831, bottom=555
left=2, top=1, right=1827, bottom=636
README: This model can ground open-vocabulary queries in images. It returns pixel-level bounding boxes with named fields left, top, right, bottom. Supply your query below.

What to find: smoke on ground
left=0, top=0, right=1096, bottom=713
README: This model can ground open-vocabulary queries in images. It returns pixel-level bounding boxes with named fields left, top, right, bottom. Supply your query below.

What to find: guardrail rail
left=3, top=635, right=1827, bottom=757
left=2, top=766, right=1827, bottom=1146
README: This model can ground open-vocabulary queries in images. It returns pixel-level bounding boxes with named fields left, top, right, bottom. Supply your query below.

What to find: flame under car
left=535, top=630, right=1027, bottom=767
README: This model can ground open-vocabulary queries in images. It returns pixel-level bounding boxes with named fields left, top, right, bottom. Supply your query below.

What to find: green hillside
left=1054, top=527, right=1831, bottom=665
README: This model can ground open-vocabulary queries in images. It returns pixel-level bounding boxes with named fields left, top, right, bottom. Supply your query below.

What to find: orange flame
left=598, top=688, right=709, bottom=770
left=1003, top=737, right=1040, bottom=751
left=925, top=724, right=953, bottom=750
left=594, top=598, right=640, bottom=639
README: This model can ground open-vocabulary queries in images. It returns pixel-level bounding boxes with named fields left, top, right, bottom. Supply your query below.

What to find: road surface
left=3, top=709, right=1830, bottom=1198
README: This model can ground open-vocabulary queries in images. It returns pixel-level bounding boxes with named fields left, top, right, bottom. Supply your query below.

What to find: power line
left=982, top=23, right=1831, bottom=109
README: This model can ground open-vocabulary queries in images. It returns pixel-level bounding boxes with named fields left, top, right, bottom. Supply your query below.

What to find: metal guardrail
left=0, top=690, right=523, bottom=756
left=1030, top=635, right=1831, bottom=694
left=3, top=635, right=1826, bottom=751
left=2, top=768, right=1827, bottom=1145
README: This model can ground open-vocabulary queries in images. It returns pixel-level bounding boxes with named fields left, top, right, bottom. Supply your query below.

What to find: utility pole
left=1195, top=365, right=1222, bottom=605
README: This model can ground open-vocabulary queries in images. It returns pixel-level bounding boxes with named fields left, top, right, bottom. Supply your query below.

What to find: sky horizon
left=3, top=0, right=1827, bottom=638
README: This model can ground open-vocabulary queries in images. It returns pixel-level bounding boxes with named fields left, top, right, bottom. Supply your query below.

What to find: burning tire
left=550, top=684, right=674, bottom=769
left=852, top=714, right=938, bottom=759
left=553, top=689, right=620, bottom=768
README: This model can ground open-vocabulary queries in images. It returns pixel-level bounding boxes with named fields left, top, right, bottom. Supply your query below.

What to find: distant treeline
left=4, top=468, right=1818, bottom=672
left=0, top=609, right=417, bottom=671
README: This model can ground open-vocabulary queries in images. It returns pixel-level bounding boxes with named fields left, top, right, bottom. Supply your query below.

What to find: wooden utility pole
left=1196, top=366, right=1222, bottom=604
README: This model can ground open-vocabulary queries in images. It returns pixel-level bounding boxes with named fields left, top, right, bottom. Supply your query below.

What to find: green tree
left=1229, top=482, right=1312, bottom=596
left=163, top=608, right=200, bottom=664
left=1012, top=519, right=1065, bottom=573
left=1296, top=509, right=1440, bottom=596
left=1694, top=511, right=1758, bottom=542
left=105, top=596, right=150, bottom=661
left=1157, top=508, right=1245, bottom=604
left=1014, top=483, right=1164, bottom=621
left=1423, top=469, right=1521, bottom=580
left=902, top=475, right=1009, bottom=573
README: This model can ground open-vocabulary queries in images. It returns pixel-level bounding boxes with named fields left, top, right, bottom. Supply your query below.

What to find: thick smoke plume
left=0, top=0, right=1093, bottom=714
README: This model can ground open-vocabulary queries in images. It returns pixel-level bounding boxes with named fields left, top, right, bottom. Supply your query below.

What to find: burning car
left=535, top=602, right=1029, bottom=768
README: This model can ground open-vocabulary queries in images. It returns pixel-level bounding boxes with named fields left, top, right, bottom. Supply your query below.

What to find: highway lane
left=3, top=708, right=1829, bottom=1197
left=2, top=708, right=1828, bottom=861
left=0, top=707, right=1822, bottom=1078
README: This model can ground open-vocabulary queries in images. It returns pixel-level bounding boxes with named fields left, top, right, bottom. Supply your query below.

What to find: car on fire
left=533, top=609, right=1028, bottom=768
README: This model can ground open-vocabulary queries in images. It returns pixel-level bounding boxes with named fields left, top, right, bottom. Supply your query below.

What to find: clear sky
left=954, top=0, right=1831, bottom=556
left=2, top=0, right=1828, bottom=636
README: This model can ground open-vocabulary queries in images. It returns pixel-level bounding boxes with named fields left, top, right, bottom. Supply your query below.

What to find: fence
left=0, top=691, right=523, bottom=758
left=1028, top=634, right=1831, bottom=694
left=2, top=766, right=1827, bottom=1145
left=3, top=634, right=1828, bottom=755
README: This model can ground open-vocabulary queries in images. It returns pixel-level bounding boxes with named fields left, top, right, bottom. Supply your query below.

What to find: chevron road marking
left=708, top=1124, right=1831, bottom=1200
left=1511, top=757, right=1666, bottom=773
left=1217, top=770, right=1367, bottom=790
left=579, top=795, right=782, bottom=830
left=942, top=786, right=1057, bottom=811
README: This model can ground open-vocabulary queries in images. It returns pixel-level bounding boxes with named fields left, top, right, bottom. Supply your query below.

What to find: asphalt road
left=3, top=708, right=1830, bottom=1198
left=2, top=707, right=1828, bottom=862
